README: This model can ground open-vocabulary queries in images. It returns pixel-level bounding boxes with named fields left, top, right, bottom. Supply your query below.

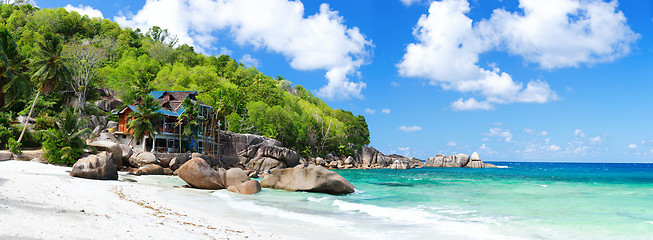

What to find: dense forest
left=0, top=3, right=369, bottom=159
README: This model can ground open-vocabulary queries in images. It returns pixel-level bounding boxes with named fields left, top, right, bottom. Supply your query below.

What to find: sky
left=32, top=0, right=653, bottom=162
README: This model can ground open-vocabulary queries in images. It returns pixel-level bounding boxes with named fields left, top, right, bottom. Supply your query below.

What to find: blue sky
left=34, top=0, right=653, bottom=162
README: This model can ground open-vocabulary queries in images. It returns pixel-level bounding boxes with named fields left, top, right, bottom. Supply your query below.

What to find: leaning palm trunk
left=17, top=91, right=40, bottom=143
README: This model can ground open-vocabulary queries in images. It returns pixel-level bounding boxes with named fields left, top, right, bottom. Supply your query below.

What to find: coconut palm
left=40, top=107, right=91, bottom=165
left=127, top=94, right=163, bottom=149
left=0, top=27, right=30, bottom=109
left=177, top=97, right=199, bottom=151
left=18, top=32, right=71, bottom=143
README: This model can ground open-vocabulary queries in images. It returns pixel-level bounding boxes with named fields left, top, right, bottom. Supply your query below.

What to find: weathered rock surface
left=119, top=144, right=133, bottom=164
left=466, top=152, right=485, bottom=168
left=70, top=152, right=118, bottom=180
left=222, top=168, right=250, bottom=188
left=177, top=158, right=224, bottom=189
left=88, top=140, right=123, bottom=169
left=136, top=164, right=165, bottom=175
left=129, top=152, right=158, bottom=168
left=425, top=152, right=496, bottom=168
left=261, top=164, right=356, bottom=195
left=390, top=160, right=411, bottom=170
left=227, top=179, right=261, bottom=194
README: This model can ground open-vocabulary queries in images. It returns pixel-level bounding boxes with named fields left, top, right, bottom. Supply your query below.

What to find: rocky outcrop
left=70, top=152, right=118, bottom=180
left=425, top=152, right=496, bottom=168
left=222, top=168, right=250, bottom=187
left=88, top=140, right=123, bottom=169
left=129, top=152, right=158, bottom=168
left=390, top=160, right=410, bottom=170
left=136, top=164, right=165, bottom=175
left=227, top=179, right=261, bottom=194
left=261, top=164, right=356, bottom=195
left=95, top=87, right=123, bottom=112
left=177, top=158, right=225, bottom=189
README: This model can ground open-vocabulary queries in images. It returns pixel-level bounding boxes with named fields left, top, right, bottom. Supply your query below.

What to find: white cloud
left=447, top=140, right=457, bottom=146
left=115, top=0, right=372, bottom=101
left=364, top=108, right=376, bottom=114
left=574, top=129, right=586, bottom=138
left=589, top=136, right=602, bottom=143
left=628, top=144, right=637, bottom=149
left=218, top=47, right=233, bottom=56
left=524, top=128, right=536, bottom=134
left=398, top=125, right=423, bottom=132
left=398, top=147, right=410, bottom=151
left=548, top=145, right=561, bottom=151
left=525, top=128, right=548, bottom=136
left=64, top=4, right=104, bottom=18
left=540, top=131, right=548, bottom=136
left=381, top=108, right=391, bottom=114
left=479, top=143, right=488, bottom=150
left=398, top=0, right=638, bottom=110
left=390, top=81, right=400, bottom=87
left=451, top=98, right=494, bottom=111
left=400, top=0, right=422, bottom=6
left=239, top=54, right=260, bottom=68
left=485, top=127, right=513, bottom=142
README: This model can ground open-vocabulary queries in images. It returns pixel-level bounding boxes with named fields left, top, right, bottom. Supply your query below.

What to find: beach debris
left=260, top=164, right=356, bottom=195
left=70, top=151, right=118, bottom=180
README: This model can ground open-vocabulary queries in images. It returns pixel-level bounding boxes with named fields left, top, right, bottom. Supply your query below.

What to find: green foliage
left=41, top=107, right=90, bottom=165
left=0, top=4, right=371, bottom=158
left=127, top=94, right=163, bottom=144
left=177, top=97, right=199, bottom=151
left=7, top=137, right=21, bottom=154
left=34, top=115, right=55, bottom=130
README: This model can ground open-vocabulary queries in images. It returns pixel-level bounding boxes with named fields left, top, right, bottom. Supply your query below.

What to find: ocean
left=145, top=162, right=653, bottom=240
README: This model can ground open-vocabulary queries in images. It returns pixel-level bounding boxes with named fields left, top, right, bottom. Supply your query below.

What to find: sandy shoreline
left=0, top=160, right=289, bottom=240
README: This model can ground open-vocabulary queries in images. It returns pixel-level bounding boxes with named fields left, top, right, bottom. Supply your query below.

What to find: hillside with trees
left=0, top=2, right=369, bottom=160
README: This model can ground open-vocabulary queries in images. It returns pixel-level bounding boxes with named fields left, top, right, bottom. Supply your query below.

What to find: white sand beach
left=0, top=160, right=289, bottom=240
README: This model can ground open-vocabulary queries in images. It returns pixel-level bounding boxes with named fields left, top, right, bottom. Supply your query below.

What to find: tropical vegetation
left=0, top=2, right=369, bottom=158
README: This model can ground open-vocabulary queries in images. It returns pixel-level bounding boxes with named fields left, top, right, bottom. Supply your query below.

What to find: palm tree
left=177, top=97, right=199, bottom=152
left=0, top=27, right=30, bottom=109
left=40, top=107, right=91, bottom=165
left=133, top=74, right=154, bottom=97
left=127, top=94, right=163, bottom=150
left=18, top=32, right=71, bottom=143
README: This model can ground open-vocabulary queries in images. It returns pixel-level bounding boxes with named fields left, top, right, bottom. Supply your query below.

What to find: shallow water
left=139, top=162, right=653, bottom=240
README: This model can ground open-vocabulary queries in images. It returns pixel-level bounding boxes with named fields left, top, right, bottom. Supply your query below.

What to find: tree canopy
left=0, top=3, right=370, bottom=157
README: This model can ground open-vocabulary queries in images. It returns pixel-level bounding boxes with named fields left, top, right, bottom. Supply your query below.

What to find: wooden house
left=113, top=91, right=218, bottom=153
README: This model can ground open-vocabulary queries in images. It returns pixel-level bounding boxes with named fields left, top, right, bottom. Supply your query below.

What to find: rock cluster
left=70, top=151, right=118, bottom=180
left=424, top=152, right=495, bottom=168
left=176, top=158, right=261, bottom=194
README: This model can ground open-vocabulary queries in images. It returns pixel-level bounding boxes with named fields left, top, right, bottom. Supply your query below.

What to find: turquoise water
left=152, top=162, right=653, bottom=239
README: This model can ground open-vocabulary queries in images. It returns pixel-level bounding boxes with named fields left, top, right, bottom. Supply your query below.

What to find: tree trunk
left=17, top=91, right=40, bottom=144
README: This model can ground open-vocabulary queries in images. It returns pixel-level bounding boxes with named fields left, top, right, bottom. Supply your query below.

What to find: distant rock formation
left=425, top=152, right=496, bottom=168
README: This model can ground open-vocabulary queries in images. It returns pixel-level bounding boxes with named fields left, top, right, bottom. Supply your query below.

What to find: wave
left=211, top=191, right=346, bottom=227
left=495, top=165, right=510, bottom=168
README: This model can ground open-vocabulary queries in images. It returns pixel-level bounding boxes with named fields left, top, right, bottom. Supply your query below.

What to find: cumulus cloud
left=398, top=125, right=423, bottom=132
left=64, top=4, right=104, bottom=18
left=398, top=0, right=638, bottom=110
left=548, top=145, right=561, bottom=151
left=364, top=108, right=376, bottom=114
left=589, top=136, right=603, bottom=143
left=628, top=144, right=637, bottom=149
left=239, top=54, right=260, bottom=68
left=115, top=0, right=372, bottom=101
left=381, top=108, right=391, bottom=114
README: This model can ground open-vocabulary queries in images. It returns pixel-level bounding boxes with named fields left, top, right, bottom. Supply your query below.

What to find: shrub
left=7, top=138, right=21, bottom=154
left=41, top=108, right=91, bottom=165
left=34, top=116, right=56, bottom=131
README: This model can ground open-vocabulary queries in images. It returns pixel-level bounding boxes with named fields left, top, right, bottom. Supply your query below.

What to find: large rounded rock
left=88, top=140, right=122, bottom=169
left=177, top=158, right=224, bottom=189
left=70, top=152, right=118, bottom=180
left=443, top=154, right=470, bottom=167
left=470, top=152, right=481, bottom=161
left=227, top=179, right=261, bottom=194
left=222, top=168, right=250, bottom=187
left=129, top=152, right=158, bottom=168
left=261, top=164, right=356, bottom=195
left=136, top=164, right=165, bottom=175
left=246, top=157, right=286, bottom=173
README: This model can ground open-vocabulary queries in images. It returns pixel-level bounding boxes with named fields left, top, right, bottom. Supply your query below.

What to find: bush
left=34, top=116, right=56, bottom=131
left=7, top=138, right=22, bottom=154
left=41, top=108, right=91, bottom=165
